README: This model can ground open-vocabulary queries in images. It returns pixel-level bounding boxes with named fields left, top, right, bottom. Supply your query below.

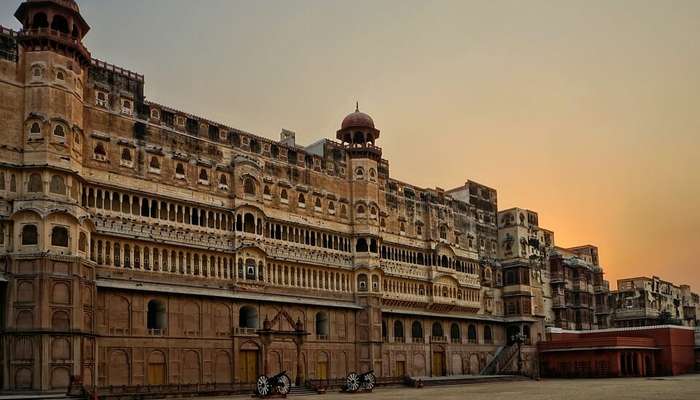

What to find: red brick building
left=538, top=325, right=696, bottom=378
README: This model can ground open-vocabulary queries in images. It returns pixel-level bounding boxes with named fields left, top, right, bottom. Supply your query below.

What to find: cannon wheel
left=346, top=372, right=360, bottom=392
left=256, top=375, right=271, bottom=397
left=276, top=373, right=291, bottom=395
left=363, top=372, right=376, bottom=390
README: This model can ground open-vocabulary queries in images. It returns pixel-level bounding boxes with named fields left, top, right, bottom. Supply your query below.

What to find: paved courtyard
left=189, top=374, right=700, bottom=400
left=317, top=375, right=700, bottom=400
left=193, top=374, right=700, bottom=400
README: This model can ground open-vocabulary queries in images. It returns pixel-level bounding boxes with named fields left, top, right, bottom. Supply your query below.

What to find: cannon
left=344, top=370, right=376, bottom=393
left=255, top=371, right=291, bottom=397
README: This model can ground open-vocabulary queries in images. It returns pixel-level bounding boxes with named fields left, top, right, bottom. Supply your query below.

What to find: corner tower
left=0, top=0, right=95, bottom=392
left=338, top=106, right=384, bottom=373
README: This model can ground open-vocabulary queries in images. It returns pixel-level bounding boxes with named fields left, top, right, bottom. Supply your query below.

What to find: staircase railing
left=480, top=344, right=518, bottom=375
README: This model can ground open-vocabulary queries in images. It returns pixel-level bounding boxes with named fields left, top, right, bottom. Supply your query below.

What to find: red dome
left=341, top=110, right=375, bottom=130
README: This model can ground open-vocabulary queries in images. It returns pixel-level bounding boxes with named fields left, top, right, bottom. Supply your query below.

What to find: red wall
left=542, top=326, right=695, bottom=376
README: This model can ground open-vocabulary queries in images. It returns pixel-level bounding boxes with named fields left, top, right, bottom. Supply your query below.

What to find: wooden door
left=239, top=350, right=259, bottom=383
left=147, top=363, right=166, bottom=385
left=317, top=361, right=328, bottom=380
left=432, top=352, right=446, bottom=376
left=396, top=361, right=406, bottom=377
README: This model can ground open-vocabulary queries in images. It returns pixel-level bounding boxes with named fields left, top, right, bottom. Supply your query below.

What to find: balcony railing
left=234, top=327, right=257, bottom=335
left=20, top=27, right=90, bottom=58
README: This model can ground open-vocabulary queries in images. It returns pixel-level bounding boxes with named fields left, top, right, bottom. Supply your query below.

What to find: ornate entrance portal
left=257, top=310, right=309, bottom=386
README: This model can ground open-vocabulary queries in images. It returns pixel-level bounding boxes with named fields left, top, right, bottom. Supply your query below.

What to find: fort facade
left=0, top=0, right=697, bottom=394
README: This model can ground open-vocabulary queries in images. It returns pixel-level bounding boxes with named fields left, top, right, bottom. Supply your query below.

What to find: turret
left=14, top=0, right=90, bottom=65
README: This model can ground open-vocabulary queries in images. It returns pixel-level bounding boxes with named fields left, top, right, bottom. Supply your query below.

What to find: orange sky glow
left=3, top=0, right=698, bottom=290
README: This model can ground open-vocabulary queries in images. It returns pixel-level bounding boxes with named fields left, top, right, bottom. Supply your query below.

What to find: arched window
left=243, top=177, right=256, bottom=195
left=450, top=323, right=460, bottom=343
left=416, top=224, right=422, bottom=236
left=94, top=143, right=106, bottom=160
left=441, top=255, right=449, bottom=268
left=431, top=322, right=444, bottom=338
left=243, top=213, right=255, bottom=233
left=468, top=324, right=477, bottom=343
left=484, top=325, right=493, bottom=344
left=314, top=197, right=322, bottom=210
left=121, top=148, right=132, bottom=162
left=56, top=71, right=65, bottom=81
left=356, top=205, right=365, bottom=216
left=355, top=167, right=364, bottom=179
left=328, top=201, right=335, bottom=213
left=394, top=321, right=404, bottom=339
left=175, top=163, right=185, bottom=178
left=50, top=15, right=69, bottom=34
left=340, top=204, right=347, bottom=218
left=249, top=139, right=261, bottom=153
left=30, top=122, right=41, bottom=135
left=147, top=300, right=167, bottom=332
left=280, top=189, right=288, bottom=202
left=263, top=185, right=271, bottom=197
left=219, top=174, right=228, bottom=189
left=298, top=193, right=305, bottom=207
left=357, top=274, right=368, bottom=291
left=46, top=226, right=66, bottom=248
left=78, top=232, right=87, bottom=252
left=22, top=224, right=38, bottom=245
left=149, top=156, right=160, bottom=170
left=199, top=168, right=209, bottom=182
left=32, top=12, right=49, bottom=28
left=315, top=312, right=329, bottom=339
left=411, top=321, right=423, bottom=340
left=369, top=168, right=376, bottom=179
left=27, top=173, right=42, bottom=192
left=49, top=175, right=66, bottom=195
left=353, top=131, right=365, bottom=144
left=440, top=225, right=447, bottom=240
left=239, top=306, right=257, bottom=329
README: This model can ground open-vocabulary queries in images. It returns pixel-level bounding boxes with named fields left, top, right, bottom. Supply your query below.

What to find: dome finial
left=355, top=101, right=359, bottom=112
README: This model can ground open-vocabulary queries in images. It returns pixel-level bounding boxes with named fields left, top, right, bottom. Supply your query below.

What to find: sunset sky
left=3, top=0, right=699, bottom=290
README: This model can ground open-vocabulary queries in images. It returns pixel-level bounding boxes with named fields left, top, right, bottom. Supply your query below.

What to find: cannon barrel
left=270, top=371, right=287, bottom=380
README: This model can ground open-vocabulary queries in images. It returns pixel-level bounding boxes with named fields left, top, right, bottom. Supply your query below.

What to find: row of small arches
left=382, top=320, right=493, bottom=343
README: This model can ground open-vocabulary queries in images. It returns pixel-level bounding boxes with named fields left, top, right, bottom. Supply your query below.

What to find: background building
left=610, top=276, right=699, bottom=328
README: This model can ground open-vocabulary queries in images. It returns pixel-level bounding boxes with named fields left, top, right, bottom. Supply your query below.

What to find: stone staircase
left=480, top=344, right=519, bottom=375
left=288, top=385, right=320, bottom=396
